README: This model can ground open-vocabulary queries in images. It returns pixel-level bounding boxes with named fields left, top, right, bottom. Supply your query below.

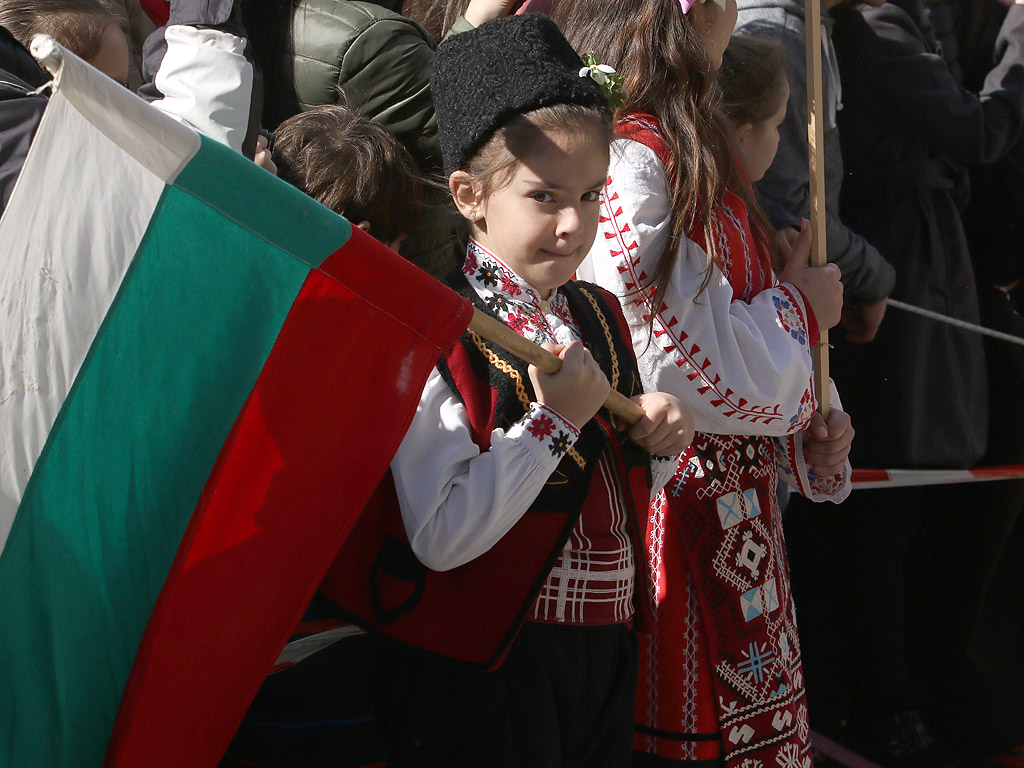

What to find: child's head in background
left=0, top=0, right=128, bottom=84
left=431, top=13, right=613, bottom=298
left=720, top=34, right=789, bottom=183
left=273, top=105, right=425, bottom=253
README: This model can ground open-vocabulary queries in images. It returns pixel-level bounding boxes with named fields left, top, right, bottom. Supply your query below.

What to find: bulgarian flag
left=0, top=39, right=471, bottom=767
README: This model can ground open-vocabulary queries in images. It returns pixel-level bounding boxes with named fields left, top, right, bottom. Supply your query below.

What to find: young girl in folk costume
left=556, top=1, right=853, bottom=765
left=720, top=34, right=790, bottom=188
left=328, top=13, right=693, bottom=767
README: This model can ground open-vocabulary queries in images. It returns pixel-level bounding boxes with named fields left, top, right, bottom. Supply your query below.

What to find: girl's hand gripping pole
left=468, top=308, right=646, bottom=425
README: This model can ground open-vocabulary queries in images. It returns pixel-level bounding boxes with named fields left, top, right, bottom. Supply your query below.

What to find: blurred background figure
left=0, top=0, right=130, bottom=84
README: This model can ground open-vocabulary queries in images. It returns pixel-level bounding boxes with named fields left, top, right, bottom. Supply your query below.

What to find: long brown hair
left=720, top=34, right=788, bottom=128
left=555, top=0, right=779, bottom=313
left=402, top=0, right=465, bottom=40
left=0, top=0, right=116, bottom=61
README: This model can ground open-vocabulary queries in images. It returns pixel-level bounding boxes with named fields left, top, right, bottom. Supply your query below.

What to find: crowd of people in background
left=1, top=0, right=1022, bottom=766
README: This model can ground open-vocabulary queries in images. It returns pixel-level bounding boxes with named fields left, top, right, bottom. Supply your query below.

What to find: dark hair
left=555, top=0, right=781, bottom=311
left=0, top=0, right=116, bottom=61
left=462, top=102, right=612, bottom=196
left=274, top=105, right=426, bottom=246
left=720, top=34, right=788, bottom=127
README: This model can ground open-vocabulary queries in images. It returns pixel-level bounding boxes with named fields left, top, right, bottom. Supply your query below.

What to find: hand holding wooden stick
left=468, top=308, right=646, bottom=425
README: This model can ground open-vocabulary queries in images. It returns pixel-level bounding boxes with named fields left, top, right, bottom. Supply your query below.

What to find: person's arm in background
left=139, top=0, right=259, bottom=155
left=847, top=2, right=1024, bottom=166
left=0, top=26, right=48, bottom=216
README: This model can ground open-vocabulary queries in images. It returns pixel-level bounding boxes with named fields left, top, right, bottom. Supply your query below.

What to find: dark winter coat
left=829, top=0, right=1024, bottom=467
left=254, top=0, right=471, bottom=172
left=0, top=26, right=46, bottom=217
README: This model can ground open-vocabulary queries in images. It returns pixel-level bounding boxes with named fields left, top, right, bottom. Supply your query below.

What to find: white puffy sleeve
left=149, top=25, right=253, bottom=152
left=390, top=368, right=581, bottom=572
left=576, top=138, right=818, bottom=438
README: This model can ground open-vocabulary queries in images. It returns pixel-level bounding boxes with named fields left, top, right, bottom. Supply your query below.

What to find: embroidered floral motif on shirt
left=463, top=239, right=583, bottom=348
left=505, top=310, right=531, bottom=335
left=527, top=413, right=557, bottom=440
left=486, top=293, right=511, bottom=314
left=772, top=295, right=807, bottom=345
left=549, top=431, right=571, bottom=457
left=499, top=271, right=522, bottom=297
left=476, top=263, right=500, bottom=288
left=789, top=388, right=814, bottom=430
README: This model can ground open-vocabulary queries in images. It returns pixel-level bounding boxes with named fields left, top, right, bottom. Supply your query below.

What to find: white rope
left=887, top=298, right=1024, bottom=347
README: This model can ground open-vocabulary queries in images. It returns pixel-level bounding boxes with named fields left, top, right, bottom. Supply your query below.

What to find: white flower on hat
left=578, top=52, right=627, bottom=109
left=579, top=62, right=616, bottom=85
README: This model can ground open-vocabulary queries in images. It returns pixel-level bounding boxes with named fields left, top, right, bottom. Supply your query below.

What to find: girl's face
left=688, top=0, right=739, bottom=70
left=88, top=23, right=130, bottom=87
left=452, top=123, right=610, bottom=298
left=736, top=78, right=789, bottom=182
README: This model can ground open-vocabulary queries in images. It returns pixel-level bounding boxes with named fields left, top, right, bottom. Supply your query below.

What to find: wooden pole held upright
left=805, top=0, right=831, bottom=418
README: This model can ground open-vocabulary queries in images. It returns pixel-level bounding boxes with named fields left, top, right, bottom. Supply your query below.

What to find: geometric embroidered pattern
left=716, top=488, right=761, bottom=529
left=737, top=642, right=775, bottom=684
left=740, top=585, right=764, bottom=622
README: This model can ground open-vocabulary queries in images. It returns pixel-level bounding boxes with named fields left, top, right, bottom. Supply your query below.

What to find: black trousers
left=377, top=622, right=639, bottom=768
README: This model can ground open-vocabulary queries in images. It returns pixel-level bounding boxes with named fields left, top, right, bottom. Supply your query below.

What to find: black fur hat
left=431, top=13, right=610, bottom=175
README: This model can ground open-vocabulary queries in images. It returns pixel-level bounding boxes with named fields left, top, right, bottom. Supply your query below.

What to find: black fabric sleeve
left=853, top=1, right=1024, bottom=165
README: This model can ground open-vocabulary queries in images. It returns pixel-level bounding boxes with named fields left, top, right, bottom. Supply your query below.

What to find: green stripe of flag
left=173, top=135, right=351, bottom=270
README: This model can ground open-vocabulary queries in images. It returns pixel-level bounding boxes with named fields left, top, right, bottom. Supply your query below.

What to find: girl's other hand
left=528, top=342, right=611, bottom=428
left=779, top=220, right=843, bottom=330
left=627, top=392, right=694, bottom=457
left=802, top=408, right=854, bottom=476
left=463, top=0, right=519, bottom=26
left=774, top=225, right=799, bottom=261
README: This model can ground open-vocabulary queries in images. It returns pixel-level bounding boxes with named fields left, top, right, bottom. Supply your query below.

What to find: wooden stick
left=468, top=308, right=646, bottom=425
left=805, top=0, right=831, bottom=418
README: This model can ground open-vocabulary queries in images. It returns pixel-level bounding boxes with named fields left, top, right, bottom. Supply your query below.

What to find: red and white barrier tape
left=852, top=464, right=1024, bottom=489
left=810, top=731, right=882, bottom=768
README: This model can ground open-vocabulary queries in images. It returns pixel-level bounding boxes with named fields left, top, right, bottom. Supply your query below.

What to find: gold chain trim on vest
left=577, top=287, right=620, bottom=391
left=468, top=329, right=586, bottom=470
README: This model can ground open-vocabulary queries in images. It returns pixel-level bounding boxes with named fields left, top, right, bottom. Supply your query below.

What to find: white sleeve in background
left=390, top=368, right=581, bottom=572
left=577, top=139, right=817, bottom=438
left=774, top=379, right=852, bottom=503
left=150, top=25, right=252, bottom=153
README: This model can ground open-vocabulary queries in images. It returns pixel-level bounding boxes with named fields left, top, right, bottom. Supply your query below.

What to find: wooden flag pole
left=469, top=308, right=646, bottom=425
left=805, top=0, right=832, bottom=418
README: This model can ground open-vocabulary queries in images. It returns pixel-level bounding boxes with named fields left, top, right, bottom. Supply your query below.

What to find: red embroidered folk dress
left=576, top=115, right=850, bottom=768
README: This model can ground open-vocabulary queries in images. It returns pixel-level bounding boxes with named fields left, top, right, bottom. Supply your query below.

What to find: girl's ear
left=449, top=170, right=483, bottom=222
left=735, top=122, right=754, bottom=142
